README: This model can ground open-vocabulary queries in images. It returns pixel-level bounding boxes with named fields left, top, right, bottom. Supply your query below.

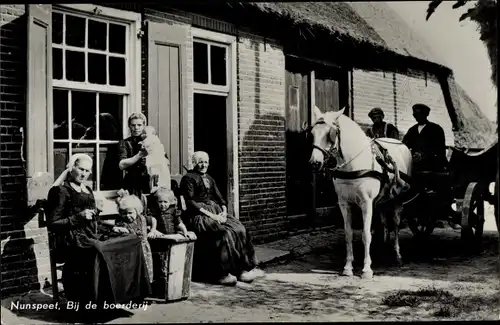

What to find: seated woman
left=46, top=154, right=151, bottom=312
left=180, top=151, right=265, bottom=285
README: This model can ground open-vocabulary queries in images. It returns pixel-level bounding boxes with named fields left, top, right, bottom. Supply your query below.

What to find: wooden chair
left=47, top=219, right=65, bottom=303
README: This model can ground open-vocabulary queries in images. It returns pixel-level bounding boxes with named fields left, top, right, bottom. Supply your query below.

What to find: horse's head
left=308, top=106, right=345, bottom=171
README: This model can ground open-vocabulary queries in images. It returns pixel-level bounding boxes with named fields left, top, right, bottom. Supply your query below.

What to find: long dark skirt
left=62, top=235, right=151, bottom=307
left=184, top=201, right=258, bottom=281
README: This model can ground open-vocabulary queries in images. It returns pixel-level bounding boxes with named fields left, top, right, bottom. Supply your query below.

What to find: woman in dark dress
left=180, top=151, right=265, bottom=285
left=46, top=154, right=151, bottom=312
left=118, top=112, right=150, bottom=196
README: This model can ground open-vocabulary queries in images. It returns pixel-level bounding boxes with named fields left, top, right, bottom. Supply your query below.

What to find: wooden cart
left=404, top=140, right=498, bottom=248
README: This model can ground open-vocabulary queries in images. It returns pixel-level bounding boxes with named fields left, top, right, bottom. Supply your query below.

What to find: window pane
left=109, top=23, right=126, bottom=54
left=88, top=19, right=107, bottom=51
left=53, top=89, right=69, bottom=140
left=99, top=143, right=123, bottom=191
left=72, top=143, right=96, bottom=190
left=210, top=45, right=227, bottom=86
left=53, top=12, right=63, bottom=44
left=88, top=53, right=107, bottom=85
left=72, top=91, right=96, bottom=140
left=99, top=93, right=123, bottom=140
left=109, top=57, right=125, bottom=86
left=53, top=48, right=63, bottom=80
left=289, top=86, right=299, bottom=109
left=65, top=14, right=85, bottom=48
left=66, top=50, right=85, bottom=82
left=193, top=42, right=208, bottom=84
left=54, top=142, right=69, bottom=183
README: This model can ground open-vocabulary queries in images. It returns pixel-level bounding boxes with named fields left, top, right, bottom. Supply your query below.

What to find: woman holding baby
left=46, top=153, right=151, bottom=317
left=118, top=112, right=152, bottom=196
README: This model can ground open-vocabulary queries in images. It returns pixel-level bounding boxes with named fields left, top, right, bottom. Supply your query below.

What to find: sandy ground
left=2, top=205, right=498, bottom=323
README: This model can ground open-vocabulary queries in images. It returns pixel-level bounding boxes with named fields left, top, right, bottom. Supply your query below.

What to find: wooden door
left=313, top=67, right=348, bottom=226
left=148, top=21, right=189, bottom=185
left=314, top=68, right=345, bottom=211
left=285, top=57, right=348, bottom=228
left=285, top=60, right=312, bottom=219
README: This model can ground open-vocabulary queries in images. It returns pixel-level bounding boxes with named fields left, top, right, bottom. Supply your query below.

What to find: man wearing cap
left=402, top=103, right=448, bottom=172
left=366, top=107, right=400, bottom=139
left=403, top=103, right=459, bottom=229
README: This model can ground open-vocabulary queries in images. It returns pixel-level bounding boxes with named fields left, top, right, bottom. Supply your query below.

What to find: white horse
left=309, top=106, right=412, bottom=279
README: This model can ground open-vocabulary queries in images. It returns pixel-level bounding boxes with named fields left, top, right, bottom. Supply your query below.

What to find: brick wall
left=352, top=69, right=397, bottom=126
left=352, top=68, right=454, bottom=146
left=236, top=33, right=288, bottom=243
left=1, top=4, right=51, bottom=297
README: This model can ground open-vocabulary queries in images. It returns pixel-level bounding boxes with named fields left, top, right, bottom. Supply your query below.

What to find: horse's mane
left=323, top=112, right=371, bottom=156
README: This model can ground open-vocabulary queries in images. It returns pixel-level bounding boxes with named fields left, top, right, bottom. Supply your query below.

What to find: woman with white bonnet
left=46, top=153, right=151, bottom=316
left=180, top=151, right=264, bottom=285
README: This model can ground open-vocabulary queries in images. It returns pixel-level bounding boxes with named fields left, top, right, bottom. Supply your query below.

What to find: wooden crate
left=149, top=232, right=197, bottom=302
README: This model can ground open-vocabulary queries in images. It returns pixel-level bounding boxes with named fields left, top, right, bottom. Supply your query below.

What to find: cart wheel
left=461, top=182, right=485, bottom=248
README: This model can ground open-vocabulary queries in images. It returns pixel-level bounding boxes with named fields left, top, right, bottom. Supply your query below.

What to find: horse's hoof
left=342, top=269, right=354, bottom=277
left=361, top=271, right=373, bottom=280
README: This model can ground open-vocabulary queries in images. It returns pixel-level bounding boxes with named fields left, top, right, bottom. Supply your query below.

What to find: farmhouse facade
left=0, top=2, right=495, bottom=296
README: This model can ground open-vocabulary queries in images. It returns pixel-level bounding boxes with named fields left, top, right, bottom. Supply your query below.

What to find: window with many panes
left=52, top=7, right=137, bottom=195
left=193, top=39, right=229, bottom=93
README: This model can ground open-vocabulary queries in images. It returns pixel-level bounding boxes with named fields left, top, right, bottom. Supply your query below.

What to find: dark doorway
left=194, top=93, right=228, bottom=199
left=285, top=56, right=348, bottom=229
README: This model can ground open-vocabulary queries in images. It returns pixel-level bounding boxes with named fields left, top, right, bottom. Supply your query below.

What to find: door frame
left=285, top=54, right=350, bottom=223
left=191, top=27, right=239, bottom=218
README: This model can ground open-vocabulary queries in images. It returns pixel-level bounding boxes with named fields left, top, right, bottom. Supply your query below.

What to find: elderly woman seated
left=180, top=151, right=265, bottom=285
left=46, top=154, right=151, bottom=315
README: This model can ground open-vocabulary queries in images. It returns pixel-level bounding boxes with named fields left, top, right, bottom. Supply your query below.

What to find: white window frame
left=193, top=30, right=231, bottom=95
left=191, top=27, right=239, bottom=219
left=52, top=4, right=141, bottom=202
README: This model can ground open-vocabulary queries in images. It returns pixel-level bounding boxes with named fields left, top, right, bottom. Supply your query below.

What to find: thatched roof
left=247, top=2, right=450, bottom=71
left=346, top=2, right=448, bottom=68
left=448, top=78, right=497, bottom=149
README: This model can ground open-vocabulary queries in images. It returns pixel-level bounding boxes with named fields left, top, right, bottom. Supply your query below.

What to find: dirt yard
left=2, top=209, right=498, bottom=323
left=255, top=228, right=499, bottom=321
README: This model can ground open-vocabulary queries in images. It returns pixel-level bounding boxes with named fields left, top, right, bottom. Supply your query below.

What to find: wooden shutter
left=148, top=21, right=189, bottom=184
left=26, top=5, right=53, bottom=205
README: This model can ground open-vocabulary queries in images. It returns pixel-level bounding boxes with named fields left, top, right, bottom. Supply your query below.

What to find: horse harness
left=311, top=119, right=410, bottom=185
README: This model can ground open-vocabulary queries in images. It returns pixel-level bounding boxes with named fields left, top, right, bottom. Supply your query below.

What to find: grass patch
left=382, top=286, right=499, bottom=318
left=382, top=286, right=452, bottom=308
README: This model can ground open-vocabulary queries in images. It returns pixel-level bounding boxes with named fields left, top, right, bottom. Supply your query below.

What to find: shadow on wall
left=238, top=38, right=288, bottom=242
left=0, top=14, right=43, bottom=297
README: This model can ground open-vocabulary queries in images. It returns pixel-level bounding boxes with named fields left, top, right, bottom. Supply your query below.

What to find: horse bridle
left=310, top=119, right=343, bottom=164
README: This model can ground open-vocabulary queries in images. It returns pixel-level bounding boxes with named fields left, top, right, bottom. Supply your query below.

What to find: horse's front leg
left=394, top=204, right=404, bottom=266
left=339, top=202, right=354, bottom=277
left=360, top=199, right=374, bottom=279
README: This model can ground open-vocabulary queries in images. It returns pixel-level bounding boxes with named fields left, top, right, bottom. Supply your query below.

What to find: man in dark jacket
left=402, top=103, right=448, bottom=172
left=366, top=107, right=400, bottom=139
left=403, top=103, right=460, bottom=229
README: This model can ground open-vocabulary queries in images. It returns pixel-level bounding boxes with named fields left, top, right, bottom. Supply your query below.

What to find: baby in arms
left=140, top=126, right=171, bottom=193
